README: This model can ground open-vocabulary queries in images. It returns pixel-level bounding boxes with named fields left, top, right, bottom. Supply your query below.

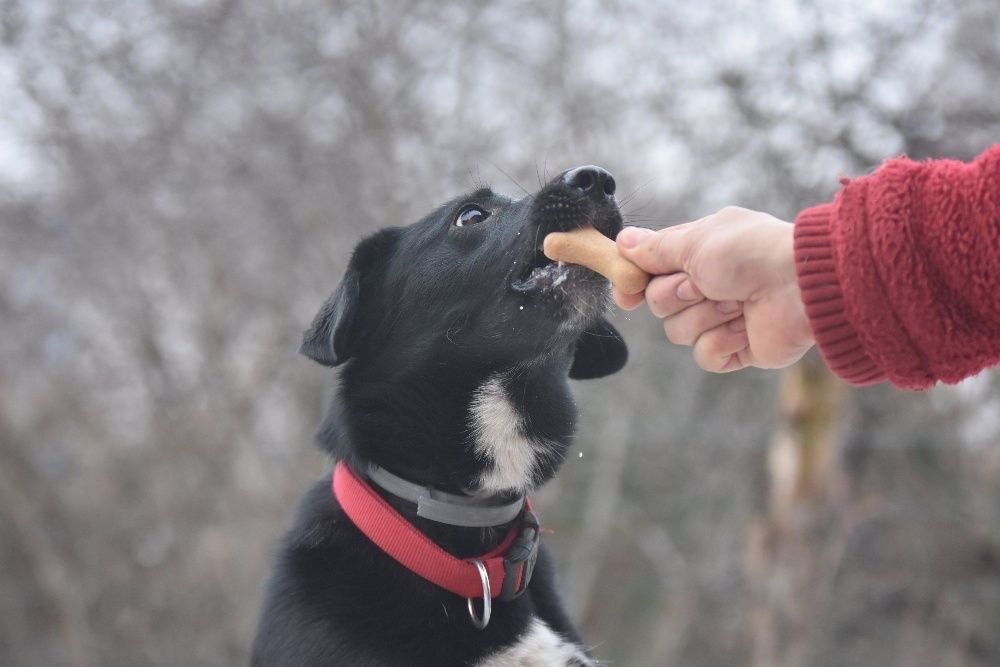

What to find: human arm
left=614, top=144, right=1000, bottom=389
left=793, top=144, right=1000, bottom=388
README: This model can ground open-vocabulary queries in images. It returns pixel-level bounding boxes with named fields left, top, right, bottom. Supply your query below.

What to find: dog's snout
left=562, top=165, right=616, bottom=200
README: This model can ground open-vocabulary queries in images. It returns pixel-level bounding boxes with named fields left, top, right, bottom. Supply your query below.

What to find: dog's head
left=301, top=166, right=627, bottom=494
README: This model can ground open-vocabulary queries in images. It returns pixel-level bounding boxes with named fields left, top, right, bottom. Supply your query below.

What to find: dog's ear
left=569, top=318, right=628, bottom=379
left=299, top=271, right=360, bottom=366
left=299, top=229, right=398, bottom=367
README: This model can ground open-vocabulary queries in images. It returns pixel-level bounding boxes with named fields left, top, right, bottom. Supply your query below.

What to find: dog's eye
left=455, top=206, right=491, bottom=227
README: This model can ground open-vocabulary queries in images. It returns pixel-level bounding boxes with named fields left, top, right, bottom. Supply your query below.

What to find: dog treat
left=543, top=226, right=651, bottom=295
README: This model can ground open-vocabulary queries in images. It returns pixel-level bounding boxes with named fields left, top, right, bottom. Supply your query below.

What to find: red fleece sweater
left=793, top=145, right=1000, bottom=390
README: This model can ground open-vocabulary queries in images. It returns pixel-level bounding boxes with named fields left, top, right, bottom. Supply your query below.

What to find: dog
left=252, top=166, right=628, bottom=666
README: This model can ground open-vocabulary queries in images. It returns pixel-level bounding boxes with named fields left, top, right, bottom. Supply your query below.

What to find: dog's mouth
left=510, top=241, right=592, bottom=293
left=508, top=168, right=622, bottom=296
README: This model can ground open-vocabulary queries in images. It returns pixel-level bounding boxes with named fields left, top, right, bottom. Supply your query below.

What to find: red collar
left=332, top=462, right=540, bottom=602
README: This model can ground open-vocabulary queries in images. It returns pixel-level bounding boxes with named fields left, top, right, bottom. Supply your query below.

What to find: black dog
left=253, top=166, right=628, bottom=666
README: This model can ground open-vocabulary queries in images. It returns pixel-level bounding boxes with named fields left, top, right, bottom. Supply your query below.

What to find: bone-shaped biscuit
left=543, top=226, right=651, bottom=295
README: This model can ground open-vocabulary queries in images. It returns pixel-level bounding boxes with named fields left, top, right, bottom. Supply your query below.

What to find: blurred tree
left=0, top=0, right=997, bottom=665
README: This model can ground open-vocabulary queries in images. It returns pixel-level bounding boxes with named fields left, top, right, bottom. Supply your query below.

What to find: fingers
left=691, top=318, right=751, bottom=372
left=645, top=273, right=703, bottom=318
left=662, top=300, right=742, bottom=346
left=613, top=271, right=703, bottom=313
left=615, top=225, right=691, bottom=275
left=613, top=209, right=797, bottom=375
left=613, top=288, right=645, bottom=310
left=658, top=301, right=749, bottom=373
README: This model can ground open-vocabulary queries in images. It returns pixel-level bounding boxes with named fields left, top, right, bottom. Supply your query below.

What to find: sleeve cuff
left=793, top=203, right=886, bottom=385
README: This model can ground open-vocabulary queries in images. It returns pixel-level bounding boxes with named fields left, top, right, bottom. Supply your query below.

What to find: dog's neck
left=358, top=467, right=523, bottom=558
left=319, top=355, right=577, bottom=499
left=466, top=371, right=568, bottom=494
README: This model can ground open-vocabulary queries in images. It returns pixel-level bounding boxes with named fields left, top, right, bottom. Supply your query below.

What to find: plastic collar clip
left=499, top=509, right=541, bottom=601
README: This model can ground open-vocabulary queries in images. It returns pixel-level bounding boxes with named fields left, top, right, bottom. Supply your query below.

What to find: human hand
left=613, top=207, right=815, bottom=372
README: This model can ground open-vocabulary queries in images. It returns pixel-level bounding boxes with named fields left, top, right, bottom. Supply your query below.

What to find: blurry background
left=1, top=0, right=998, bottom=665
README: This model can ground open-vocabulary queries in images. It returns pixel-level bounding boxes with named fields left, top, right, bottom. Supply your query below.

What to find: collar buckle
left=499, top=509, right=541, bottom=601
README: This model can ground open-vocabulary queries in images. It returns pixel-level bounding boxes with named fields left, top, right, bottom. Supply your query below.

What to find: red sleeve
left=793, top=145, right=1000, bottom=390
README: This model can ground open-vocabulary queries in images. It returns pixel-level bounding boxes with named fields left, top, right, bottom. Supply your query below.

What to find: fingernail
left=728, top=317, right=747, bottom=332
left=676, top=280, right=698, bottom=301
left=617, top=226, right=652, bottom=249
left=716, top=301, right=741, bottom=314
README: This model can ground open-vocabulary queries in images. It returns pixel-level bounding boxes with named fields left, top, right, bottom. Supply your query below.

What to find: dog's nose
left=562, top=165, right=616, bottom=200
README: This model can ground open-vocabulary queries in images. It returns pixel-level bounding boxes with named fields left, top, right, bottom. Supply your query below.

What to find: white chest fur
left=469, top=375, right=559, bottom=494
left=473, top=617, right=594, bottom=667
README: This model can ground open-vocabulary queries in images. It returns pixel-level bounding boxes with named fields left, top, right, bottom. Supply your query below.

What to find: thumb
left=616, top=225, right=690, bottom=276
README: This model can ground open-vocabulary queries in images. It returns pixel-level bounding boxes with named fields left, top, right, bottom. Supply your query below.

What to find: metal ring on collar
left=466, top=560, right=491, bottom=630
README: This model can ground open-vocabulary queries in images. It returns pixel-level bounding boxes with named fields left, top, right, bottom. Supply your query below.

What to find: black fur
left=253, top=167, right=627, bottom=666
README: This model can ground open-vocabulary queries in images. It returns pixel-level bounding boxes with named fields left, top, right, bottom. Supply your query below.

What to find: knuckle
left=718, top=205, right=748, bottom=218
left=671, top=226, right=703, bottom=276
left=648, top=274, right=687, bottom=314
left=647, top=229, right=670, bottom=262
left=645, top=281, right=671, bottom=316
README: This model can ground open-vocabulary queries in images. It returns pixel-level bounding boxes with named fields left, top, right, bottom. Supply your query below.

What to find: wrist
left=793, top=204, right=885, bottom=385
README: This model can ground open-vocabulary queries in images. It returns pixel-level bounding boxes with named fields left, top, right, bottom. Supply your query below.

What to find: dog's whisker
left=621, top=214, right=672, bottom=231
left=488, top=159, right=531, bottom=197
left=616, top=175, right=656, bottom=209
